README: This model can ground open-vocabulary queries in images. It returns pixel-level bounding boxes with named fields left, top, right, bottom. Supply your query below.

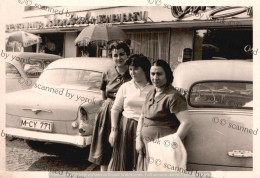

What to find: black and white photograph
left=0, top=1, right=259, bottom=178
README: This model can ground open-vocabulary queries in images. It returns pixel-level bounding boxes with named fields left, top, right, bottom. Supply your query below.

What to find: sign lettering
left=6, top=11, right=148, bottom=32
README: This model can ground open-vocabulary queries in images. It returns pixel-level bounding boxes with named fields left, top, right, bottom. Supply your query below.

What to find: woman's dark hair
left=152, top=59, right=174, bottom=86
left=126, top=54, right=151, bottom=83
left=109, top=42, right=130, bottom=56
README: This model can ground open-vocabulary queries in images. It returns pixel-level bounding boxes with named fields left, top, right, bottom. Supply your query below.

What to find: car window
left=194, top=29, right=252, bottom=60
left=25, top=67, right=41, bottom=78
left=37, top=69, right=102, bottom=91
left=24, top=61, right=44, bottom=78
left=189, top=81, right=253, bottom=109
left=6, top=63, right=21, bottom=77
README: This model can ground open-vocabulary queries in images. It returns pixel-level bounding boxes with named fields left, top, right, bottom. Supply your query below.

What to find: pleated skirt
left=108, top=116, right=138, bottom=171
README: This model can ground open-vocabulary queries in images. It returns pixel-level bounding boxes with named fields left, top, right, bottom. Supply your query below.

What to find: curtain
left=126, top=30, right=170, bottom=63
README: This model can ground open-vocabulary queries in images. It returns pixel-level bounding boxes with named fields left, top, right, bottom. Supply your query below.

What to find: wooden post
left=36, top=43, right=39, bottom=53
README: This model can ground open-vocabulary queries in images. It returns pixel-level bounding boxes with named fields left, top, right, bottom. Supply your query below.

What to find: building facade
left=6, top=6, right=253, bottom=69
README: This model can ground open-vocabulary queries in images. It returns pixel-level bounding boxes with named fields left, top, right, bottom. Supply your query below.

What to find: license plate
left=21, top=118, right=53, bottom=132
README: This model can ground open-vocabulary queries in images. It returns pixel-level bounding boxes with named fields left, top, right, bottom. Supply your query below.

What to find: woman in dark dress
left=88, top=42, right=131, bottom=171
left=136, top=60, right=192, bottom=171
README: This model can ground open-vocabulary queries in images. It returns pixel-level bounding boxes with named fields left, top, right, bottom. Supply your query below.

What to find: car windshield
left=36, top=69, right=102, bottom=91
left=189, top=81, right=253, bottom=109
left=6, top=63, right=21, bottom=77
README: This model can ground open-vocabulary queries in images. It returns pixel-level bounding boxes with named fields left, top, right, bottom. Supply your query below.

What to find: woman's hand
left=136, top=136, right=144, bottom=152
left=175, top=110, right=192, bottom=140
left=109, top=129, right=118, bottom=147
left=136, top=114, right=144, bottom=152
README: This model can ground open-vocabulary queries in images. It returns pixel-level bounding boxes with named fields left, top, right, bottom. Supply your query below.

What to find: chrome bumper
left=5, top=127, right=92, bottom=148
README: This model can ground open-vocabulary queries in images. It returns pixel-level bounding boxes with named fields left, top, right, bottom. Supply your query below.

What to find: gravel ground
left=5, top=137, right=100, bottom=171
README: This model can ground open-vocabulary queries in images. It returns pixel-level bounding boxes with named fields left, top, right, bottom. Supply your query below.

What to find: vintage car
left=173, top=60, right=253, bottom=171
left=6, top=58, right=253, bottom=170
left=6, top=52, right=61, bottom=93
left=6, top=57, right=114, bottom=150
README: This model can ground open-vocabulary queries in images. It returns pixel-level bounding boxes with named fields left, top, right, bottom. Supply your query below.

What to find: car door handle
left=228, top=150, right=253, bottom=158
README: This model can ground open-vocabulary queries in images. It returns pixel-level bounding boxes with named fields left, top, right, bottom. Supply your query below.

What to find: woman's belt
left=106, top=97, right=114, bottom=102
left=143, top=117, right=179, bottom=127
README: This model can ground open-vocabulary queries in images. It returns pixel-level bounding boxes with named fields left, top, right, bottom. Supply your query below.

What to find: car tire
left=25, top=140, right=47, bottom=153
left=26, top=140, right=90, bottom=160
left=57, top=145, right=90, bottom=160
left=229, top=100, right=236, bottom=107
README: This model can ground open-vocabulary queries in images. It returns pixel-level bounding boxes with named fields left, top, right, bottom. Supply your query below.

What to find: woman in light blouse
left=108, top=54, right=154, bottom=171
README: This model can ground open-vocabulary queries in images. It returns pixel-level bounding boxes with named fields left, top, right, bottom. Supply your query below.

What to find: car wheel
left=228, top=100, right=236, bottom=107
left=57, top=145, right=90, bottom=160
left=25, top=140, right=46, bottom=153
left=26, top=140, right=90, bottom=160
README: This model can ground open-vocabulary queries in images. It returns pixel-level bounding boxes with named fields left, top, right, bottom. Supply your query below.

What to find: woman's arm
left=175, top=110, right=192, bottom=140
left=135, top=114, right=144, bottom=152
left=100, top=71, right=108, bottom=100
left=101, top=90, right=107, bottom=100
left=136, top=114, right=144, bottom=137
left=108, top=85, right=125, bottom=146
left=109, top=109, right=121, bottom=147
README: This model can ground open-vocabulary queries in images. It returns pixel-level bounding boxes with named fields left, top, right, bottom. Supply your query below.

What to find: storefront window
left=125, top=29, right=170, bottom=62
left=6, top=42, right=22, bottom=52
left=194, top=28, right=253, bottom=60
left=39, top=34, right=64, bottom=56
left=76, top=42, right=101, bottom=57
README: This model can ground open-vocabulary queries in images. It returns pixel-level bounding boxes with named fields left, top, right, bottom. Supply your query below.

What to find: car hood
left=6, top=88, right=101, bottom=121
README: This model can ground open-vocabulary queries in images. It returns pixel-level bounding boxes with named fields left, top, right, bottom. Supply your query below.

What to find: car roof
left=6, top=52, right=61, bottom=62
left=46, top=57, right=114, bottom=72
left=6, top=52, right=62, bottom=65
left=173, top=60, right=252, bottom=89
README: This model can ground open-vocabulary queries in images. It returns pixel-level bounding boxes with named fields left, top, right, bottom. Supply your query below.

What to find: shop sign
left=24, top=39, right=39, bottom=47
left=47, top=11, right=148, bottom=27
left=6, top=21, right=45, bottom=31
left=171, top=6, right=253, bottom=20
left=6, top=11, right=148, bottom=32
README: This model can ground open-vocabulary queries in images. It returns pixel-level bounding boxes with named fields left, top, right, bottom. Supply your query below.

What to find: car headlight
left=71, top=121, right=78, bottom=128
left=80, top=108, right=88, bottom=122
left=78, top=108, right=95, bottom=135
left=71, top=108, right=88, bottom=129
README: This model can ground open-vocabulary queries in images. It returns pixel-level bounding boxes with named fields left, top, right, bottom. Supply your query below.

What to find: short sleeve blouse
left=100, top=66, right=131, bottom=100
left=112, top=80, right=154, bottom=120
left=142, top=85, right=187, bottom=127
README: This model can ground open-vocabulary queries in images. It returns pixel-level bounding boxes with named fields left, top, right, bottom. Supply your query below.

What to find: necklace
left=134, top=80, right=150, bottom=90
